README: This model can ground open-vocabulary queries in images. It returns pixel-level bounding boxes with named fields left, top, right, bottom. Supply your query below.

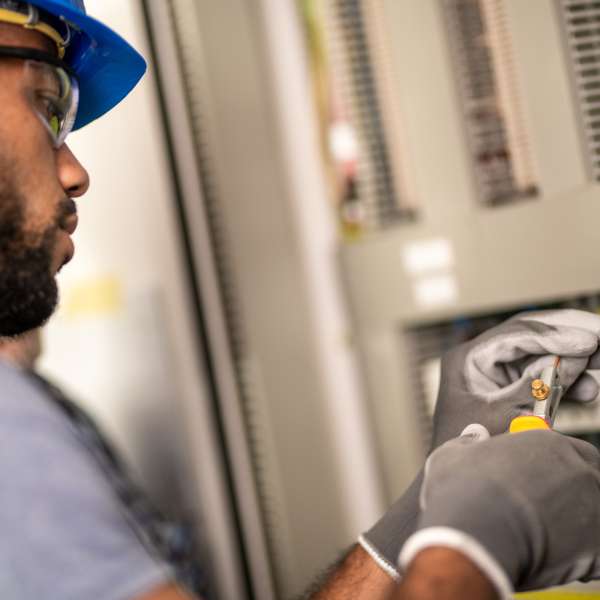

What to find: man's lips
left=56, top=199, right=78, bottom=271
left=61, top=214, right=78, bottom=236
left=61, top=216, right=77, bottom=267
left=58, top=233, right=75, bottom=271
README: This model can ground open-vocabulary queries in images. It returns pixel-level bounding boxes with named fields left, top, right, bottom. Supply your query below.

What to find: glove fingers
left=567, top=436, right=600, bottom=471
left=521, top=355, right=589, bottom=389
left=565, top=373, right=600, bottom=403
left=506, top=355, right=596, bottom=399
left=421, top=425, right=490, bottom=510
left=586, top=348, right=600, bottom=370
left=486, top=324, right=598, bottom=363
left=471, top=354, right=590, bottom=401
left=520, top=356, right=597, bottom=401
left=518, top=309, right=600, bottom=334
left=473, top=357, right=595, bottom=419
left=467, top=324, right=598, bottom=394
left=460, top=423, right=491, bottom=441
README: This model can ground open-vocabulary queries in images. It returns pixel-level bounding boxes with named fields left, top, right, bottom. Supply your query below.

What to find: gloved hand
left=359, top=309, right=600, bottom=580
left=358, top=425, right=489, bottom=580
left=358, top=471, right=423, bottom=580
left=432, top=309, right=600, bottom=448
left=400, top=427, right=600, bottom=597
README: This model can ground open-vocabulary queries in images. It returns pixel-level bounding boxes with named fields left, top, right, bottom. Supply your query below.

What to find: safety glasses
left=0, top=46, right=78, bottom=148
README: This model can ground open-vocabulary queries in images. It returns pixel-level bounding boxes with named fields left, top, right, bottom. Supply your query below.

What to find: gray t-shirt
left=0, top=361, right=174, bottom=600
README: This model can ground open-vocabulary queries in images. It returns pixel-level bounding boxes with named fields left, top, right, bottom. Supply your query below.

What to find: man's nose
left=56, top=144, right=90, bottom=198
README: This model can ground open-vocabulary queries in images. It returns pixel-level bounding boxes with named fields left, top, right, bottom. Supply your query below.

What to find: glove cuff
left=357, top=534, right=401, bottom=581
left=399, top=527, right=513, bottom=600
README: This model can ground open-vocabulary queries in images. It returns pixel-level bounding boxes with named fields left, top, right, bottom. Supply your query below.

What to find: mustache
left=56, top=198, right=77, bottom=229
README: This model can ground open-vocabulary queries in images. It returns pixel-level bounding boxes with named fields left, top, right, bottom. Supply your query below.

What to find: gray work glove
left=432, top=309, right=600, bottom=448
left=359, top=309, right=600, bottom=579
left=399, top=427, right=600, bottom=597
left=358, top=471, right=424, bottom=580
left=358, top=425, right=490, bottom=579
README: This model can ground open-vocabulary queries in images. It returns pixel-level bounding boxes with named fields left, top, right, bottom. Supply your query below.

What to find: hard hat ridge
left=0, top=0, right=72, bottom=58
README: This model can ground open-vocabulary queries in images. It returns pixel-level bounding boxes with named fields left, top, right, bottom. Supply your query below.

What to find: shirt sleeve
left=0, top=364, right=175, bottom=600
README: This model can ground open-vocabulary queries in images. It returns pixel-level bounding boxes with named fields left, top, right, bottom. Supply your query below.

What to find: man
left=0, top=1, right=599, bottom=599
left=0, top=1, right=205, bottom=598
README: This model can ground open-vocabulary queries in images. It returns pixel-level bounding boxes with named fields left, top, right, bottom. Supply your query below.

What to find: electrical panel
left=443, top=0, right=539, bottom=205
left=322, top=0, right=418, bottom=231
left=338, top=0, right=600, bottom=500
left=136, top=1, right=600, bottom=597
left=559, top=0, right=600, bottom=182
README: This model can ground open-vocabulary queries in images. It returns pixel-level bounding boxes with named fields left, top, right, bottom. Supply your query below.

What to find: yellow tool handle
left=516, top=593, right=600, bottom=599
left=509, top=415, right=550, bottom=433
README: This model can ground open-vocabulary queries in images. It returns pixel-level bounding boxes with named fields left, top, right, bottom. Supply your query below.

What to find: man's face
left=0, top=24, right=89, bottom=336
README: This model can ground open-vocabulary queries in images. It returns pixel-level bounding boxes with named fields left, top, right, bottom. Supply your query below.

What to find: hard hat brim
left=27, top=1, right=147, bottom=130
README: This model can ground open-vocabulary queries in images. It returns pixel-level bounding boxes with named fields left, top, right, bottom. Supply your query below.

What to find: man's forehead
left=0, top=22, right=56, bottom=55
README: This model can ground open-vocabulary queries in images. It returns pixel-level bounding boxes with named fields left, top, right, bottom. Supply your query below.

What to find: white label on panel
left=413, top=274, right=459, bottom=309
left=402, top=238, right=454, bottom=275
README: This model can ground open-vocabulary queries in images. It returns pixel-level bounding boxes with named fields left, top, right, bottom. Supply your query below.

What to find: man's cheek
left=21, top=196, right=59, bottom=241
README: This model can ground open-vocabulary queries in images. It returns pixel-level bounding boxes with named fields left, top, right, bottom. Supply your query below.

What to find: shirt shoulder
left=0, top=362, right=173, bottom=600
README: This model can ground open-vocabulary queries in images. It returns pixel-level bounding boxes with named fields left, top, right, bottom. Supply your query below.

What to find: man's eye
left=37, top=95, right=62, bottom=136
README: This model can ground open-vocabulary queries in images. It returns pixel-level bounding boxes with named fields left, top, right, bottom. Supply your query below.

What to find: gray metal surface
left=143, top=1, right=275, bottom=598
left=146, top=0, right=382, bottom=597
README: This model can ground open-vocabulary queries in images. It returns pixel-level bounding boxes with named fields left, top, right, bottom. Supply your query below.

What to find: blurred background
left=34, top=0, right=600, bottom=598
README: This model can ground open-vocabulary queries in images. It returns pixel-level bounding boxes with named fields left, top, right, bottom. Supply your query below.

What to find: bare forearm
left=305, top=544, right=395, bottom=600
left=391, top=548, right=498, bottom=600
left=303, top=544, right=497, bottom=600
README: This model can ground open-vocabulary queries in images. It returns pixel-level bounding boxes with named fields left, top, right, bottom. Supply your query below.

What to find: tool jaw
left=532, top=363, right=564, bottom=427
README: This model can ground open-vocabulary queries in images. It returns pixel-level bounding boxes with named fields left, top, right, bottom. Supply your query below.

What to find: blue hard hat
left=26, top=0, right=147, bottom=130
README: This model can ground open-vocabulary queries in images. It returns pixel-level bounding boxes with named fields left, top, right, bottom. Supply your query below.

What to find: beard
left=0, top=183, right=69, bottom=337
